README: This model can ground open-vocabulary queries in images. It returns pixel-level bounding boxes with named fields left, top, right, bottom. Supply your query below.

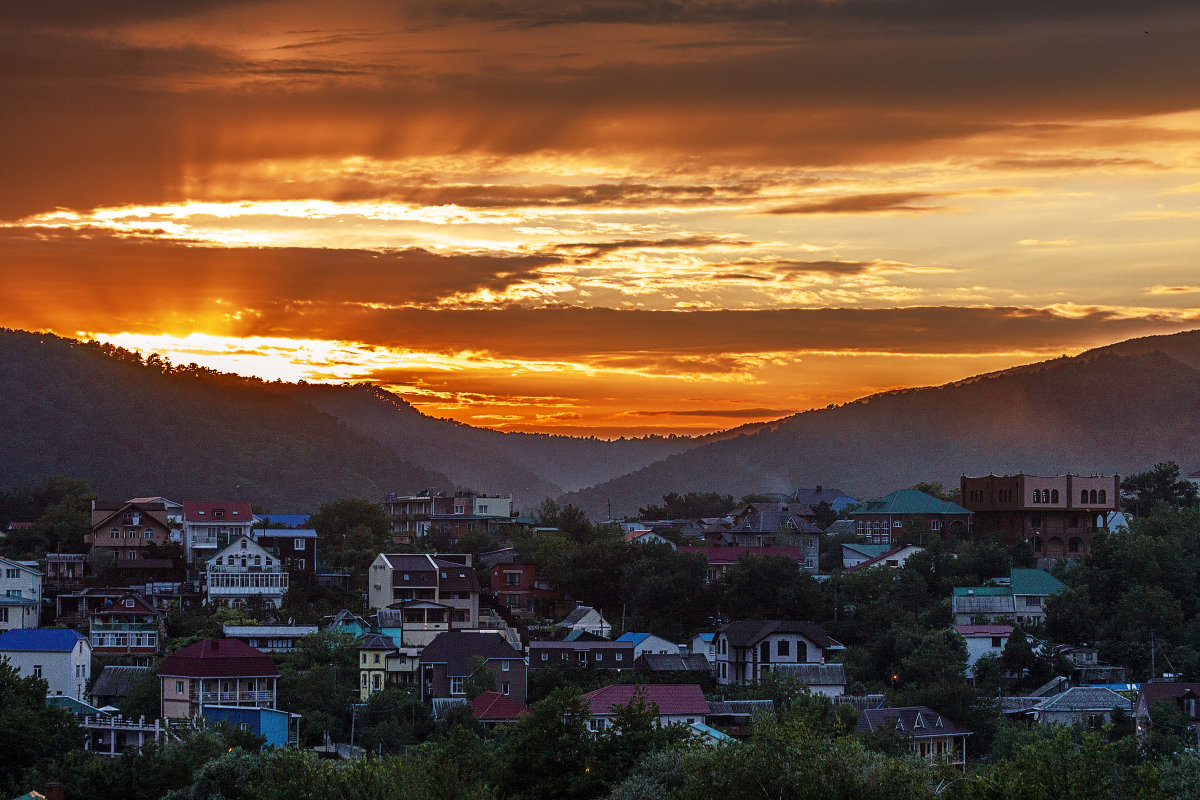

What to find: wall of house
left=0, top=561, right=42, bottom=631
left=1, top=642, right=90, bottom=700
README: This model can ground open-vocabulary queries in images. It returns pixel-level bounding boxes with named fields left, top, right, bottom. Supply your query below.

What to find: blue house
left=202, top=704, right=299, bottom=747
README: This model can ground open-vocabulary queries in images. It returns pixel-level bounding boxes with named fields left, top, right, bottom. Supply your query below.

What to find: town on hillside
left=2, top=463, right=1200, bottom=800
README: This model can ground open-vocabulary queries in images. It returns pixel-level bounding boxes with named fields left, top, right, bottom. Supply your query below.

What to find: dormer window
left=914, top=714, right=924, bottom=729
left=935, top=716, right=944, bottom=728
left=124, top=599, right=135, bottom=608
left=214, top=510, right=225, bottom=519
left=240, top=540, right=247, bottom=549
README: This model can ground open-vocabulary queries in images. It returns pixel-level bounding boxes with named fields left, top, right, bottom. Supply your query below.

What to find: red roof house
left=582, top=683, right=710, bottom=731
left=471, top=691, right=529, bottom=725
left=159, top=638, right=279, bottom=719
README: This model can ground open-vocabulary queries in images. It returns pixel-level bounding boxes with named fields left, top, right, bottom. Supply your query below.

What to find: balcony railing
left=192, top=690, right=275, bottom=703
left=91, top=622, right=159, bottom=632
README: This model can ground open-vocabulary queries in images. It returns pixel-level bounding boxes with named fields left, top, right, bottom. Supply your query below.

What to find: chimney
left=45, top=781, right=65, bottom=800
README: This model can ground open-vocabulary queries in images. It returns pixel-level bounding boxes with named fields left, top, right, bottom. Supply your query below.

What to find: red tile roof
left=471, top=691, right=529, bottom=721
left=160, top=638, right=279, bottom=678
left=183, top=501, right=254, bottom=523
left=582, top=683, right=710, bottom=717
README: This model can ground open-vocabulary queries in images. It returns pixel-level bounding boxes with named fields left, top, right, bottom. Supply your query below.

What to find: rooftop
left=159, top=638, right=279, bottom=679
left=851, top=489, right=971, bottom=517
left=583, top=683, right=710, bottom=717
left=0, top=628, right=86, bottom=652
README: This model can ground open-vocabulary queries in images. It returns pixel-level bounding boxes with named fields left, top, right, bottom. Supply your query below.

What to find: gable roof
left=856, top=706, right=973, bottom=738
left=90, top=665, right=150, bottom=698
left=471, top=691, right=529, bottom=721
left=183, top=501, right=254, bottom=523
left=767, top=662, right=846, bottom=686
left=209, top=534, right=276, bottom=565
left=791, top=487, right=855, bottom=507
left=418, top=632, right=521, bottom=675
left=850, top=490, right=971, bottom=517
left=159, top=638, right=279, bottom=678
left=718, top=620, right=837, bottom=650
left=583, top=683, right=710, bottom=717
left=1009, top=568, right=1066, bottom=597
left=0, top=555, right=42, bottom=576
left=90, top=500, right=174, bottom=531
left=0, top=628, right=86, bottom=652
left=1035, top=687, right=1132, bottom=713
left=841, top=543, right=892, bottom=559
left=1139, top=682, right=1200, bottom=709
left=558, top=605, right=604, bottom=627
left=616, top=632, right=659, bottom=646
left=843, top=545, right=924, bottom=573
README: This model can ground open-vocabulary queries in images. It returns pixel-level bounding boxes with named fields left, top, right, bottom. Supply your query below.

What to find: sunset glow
left=5, top=2, right=1200, bottom=434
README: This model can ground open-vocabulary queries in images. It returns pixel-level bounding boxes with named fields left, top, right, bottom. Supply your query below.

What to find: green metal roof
left=952, top=586, right=1011, bottom=597
left=1009, top=568, right=1066, bottom=597
left=842, top=543, right=892, bottom=558
left=849, top=489, right=971, bottom=516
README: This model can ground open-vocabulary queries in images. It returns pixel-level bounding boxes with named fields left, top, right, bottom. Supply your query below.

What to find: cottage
left=713, top=619, right=842, bottom=690
left=358, top=632, right=421, bottom=699
left=582, top=684, right=710, bottom=732
left=1136, top=683, right=1200, bottom=745
left=1025, top=687, right=1132, bottom=728
left=89, top=592, right=163, bottom=656
left=615, top=632, right=678, bottom=659
left=419, top=631, right=526, bottom=705
left=222, top=624, right=318, bottom=652
left=90, top=665, right=151, bottom=708
left=205, top=535, right=289, bottom=609
left=470, top=691, right=529, bottom=727
left=182, top=501, right=255, bottom=565
left=856, top=706, right=972, bottom=772
left=843, top=545, right=925, bottom=573
left=0, top=555, right=42, bottom=631
left=367, top=554, right=480, bottom=633
left=159, top=638, right=279, bottom=719
left=850, top=490, right=972, bottom=544
left=555, top=605, right=612, bottom=638
left=952, top=624, right=1014, bottom=678
left=0, top=628, right=91, bottom=700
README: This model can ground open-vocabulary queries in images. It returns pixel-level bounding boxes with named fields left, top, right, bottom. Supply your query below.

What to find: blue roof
left=696, top=632, right=715, bottom=642
left=0, top=628, right=86, bottom=652
left=616, top=632, right=652, bottom=645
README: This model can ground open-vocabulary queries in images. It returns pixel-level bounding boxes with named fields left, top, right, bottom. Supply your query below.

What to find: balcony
left=91, top=622, right=159, bottom=632
left=192, top=690, right=276, bottom=704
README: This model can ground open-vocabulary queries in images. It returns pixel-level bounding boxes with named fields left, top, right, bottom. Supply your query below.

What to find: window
left=177, top=680, right=184, bottom=693
left=125, top=598, right=135, bottom=608
left=991, top=637, right=1003, bottom=648
left=374, top=653, right=380, bottom=664
left=1051, top=490, right=1059, bottom=503
left=372, top=674, right=381, bottom=690
left=1081, top=490, right=1088, bottom=503
left=720, top=662, right=727, bottom=679
left=614, top=653, right=623, bottom=662
left=297, top=559, right=305, bottom=571
left=0, top=609, right=7, bottom=623
left=502, top=682, right=510, bottom=695
left=595, top=653, right=603, bottom=662
left=5, top=568, right=17, bottom=579
left=33, top=665, right=42, bottom=678
left=502, top=659, right=510, bottom=671
left=450, top=677, right=465, bottom=695
left=588, top=718, right=607, bottom=731
left=294, top=538, right=305, bottom=550
left=892, top=520, right=902, bottom=528
left=361, top=673, right=368, bottom=687
left=1098, top=490, right=1107, bottom=504
left=505, top=572, right=520, bottom=586
left=541, top=652, right=548, bottom=661
left=777, top=640, right=790, bottom=657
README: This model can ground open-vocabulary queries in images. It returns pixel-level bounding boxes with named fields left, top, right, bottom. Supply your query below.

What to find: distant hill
left=562, top=331, right=1200, bottom=518
left=0, top=330, right=451, bottom=511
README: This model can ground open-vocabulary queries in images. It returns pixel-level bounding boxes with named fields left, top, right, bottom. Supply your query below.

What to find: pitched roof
left=159, top=638, right=279, bottom=678
left=558, top=605, right=604, bottom=627
left=471, top=691, right=529, bottom=721
left=951, top=595, right=1016, bottom=615
left=0, top=555, right=41, bottom=575
left=856, top=706, right=973, bottom=738
left=1035, top=687, right=1132, bottom=713
left=1139, top=682, right=1200, bottom=707
left=841, top=543, right=892, bottom=559
left=637, top=653, right=712, bottom=672
left=418, top=632, right=521, bottom=676
left=90, top=665, right=150, bottom=698
left=850, top=489, right=971, bottom=517
left=719, top=620, right=837, bottom=650
left=357, top=633, right=399, bottom=651
left=222, top=625, right=318, bottom=638
left=823, top=520, right=857, bottom=536
left=732, top=510, right=822, bottom=534
left=0, top=628, right=86, bottom=652
left=791, top=487, right=854, bottom=507
left=767, top=662, right=846, bottom=686
left=616, top=632, right=654, bottom=646
left=843, top=545, right=924, bottom=573
left=1009, top=568, right=1066, bottom=597
left=183, top=501, right=254, bottom=523
left=583, top=683, right=710, bottom=717
left=530, top=640, right=631, bottom=652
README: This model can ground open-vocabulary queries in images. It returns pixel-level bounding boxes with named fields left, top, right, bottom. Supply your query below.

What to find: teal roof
left=850, top=489, right=971, bottom=516
left=47, top=696, right=107, bottom=716
left=953, top=586, right=1011, bottom=597
left=1010, top=568, right=1066, bottom=597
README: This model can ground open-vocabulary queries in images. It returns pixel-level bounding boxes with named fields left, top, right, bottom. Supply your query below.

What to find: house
left=615, top=632, right=678, bottom=659
left=89, top=499, right=175, bottom=566
left=951, top=569, right=1065, bottom=627
left=43, top=553, right=85, bottom=590
left=0, top=555, right=42, bottom=631
left=488, top=563, right=560, bottom=618
left=555, top=605, right=612, bottom=638
left=88, top=592, right=164, bottom=656
left=850, top=489, right=972, bottom=544
left=1135, top=683, right=1200, bottom=744
left=840, top=543, right=892, bottom=570
left=582, top=683, right=710, bottom=732
left=679, top=545, right=814, bottom=581
left=221, top=624, right=318, bottom=652
left=90, top=665, right=150, bottom=708
left=159, top=638, right=279, bottom=719
left=470, top=690, right=529, bottom=727
left=766, top=662, right=847, bottom=697
left=205, top=534, right=289, bottom=609
left=0, top=628, right=91, bottom=700
left=252, top=528, right=317, bottom=581
left=382, top=492, right=457, bottom=538
left=713, top=620, right=842, bottom=690
left=791, top=486, right=860, bottom=516
left=202, top=705, right=300, bottom=747
left=960, top=473, right=1120, bottom=558
left=358, top=632, right=421, bottom=699
left=367, top=554, right=480, bottom=630
left=182, top=501, right=256, bottom=565
left=856, top=706, right=972, bottom=772
left=843, top=545, right=925, bottom=573
left=952, top=624, right=1014, bottom=677
left=690, top=632, right=716, bottom=661
left=528, top=640, right=635, bottom=671
left=1024, top=687, right=1132, bottom=727
left=419, top=631, right=526, bottom=704
left=622, top=530, right=676, bottom=548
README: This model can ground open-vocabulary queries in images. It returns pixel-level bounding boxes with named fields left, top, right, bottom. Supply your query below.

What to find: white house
left=616, top=632, right=679, bottom=659
left=205, top=535, right=288, bottom=609
left=182, top=501, right=256, bottom=565
left=556, top=605, right=612, bottom=638
left=0, top=555, right=43, bottom=631
left=582, top=684, right=710, bottom=732
left=0, top=628, right=91, bottom=700
left=952, top=624, right=1014, bottom=677
left=691, top=632, right=716, bottom=661
left=713, top=620, right=842, bottom=688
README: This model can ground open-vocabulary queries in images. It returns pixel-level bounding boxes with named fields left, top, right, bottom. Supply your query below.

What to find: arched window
left=1051, top=489, right=1059, bottom=503
left=1033, top=490, right=1041, bottom=503
left=1090, top=490, right=1098, bottom=504
left=1098, top=490, right=1106, bottom=504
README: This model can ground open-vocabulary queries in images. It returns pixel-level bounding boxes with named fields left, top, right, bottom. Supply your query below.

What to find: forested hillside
left=564, top=335, right=1200, bottom=517
left=0, top=330, right=450, bottom=511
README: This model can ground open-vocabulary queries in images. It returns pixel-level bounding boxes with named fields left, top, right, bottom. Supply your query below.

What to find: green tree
left=497, top=688, right=601, bottom=800
left=1121, top=461, right=1199, bottom=514
left=309, top=498, right=391, bottom=574
left=0, top=657, right=86, bottom=797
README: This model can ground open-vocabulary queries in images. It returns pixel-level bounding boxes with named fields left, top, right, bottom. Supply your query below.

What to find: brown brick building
left=959, top=473, right=1120, bottom=558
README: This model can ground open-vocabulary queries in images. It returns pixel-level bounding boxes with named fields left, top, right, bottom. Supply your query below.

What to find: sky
left=3, top=1, right=1200, bottom=436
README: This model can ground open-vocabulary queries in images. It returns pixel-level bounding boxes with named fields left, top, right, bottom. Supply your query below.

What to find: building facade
left=0, top=555, right=42, bottom=631
left=89, top=499, right=175, bottom=567
left=960, top=473, right=1120, bottom=558
left=159, top=638, right=279, bottom=719
left=205, top=535, right=289, bottom=609
left=713, top=620, right=840, bottom=687
left=88, top=592, right=164, bottom=656
left=850, top=490, right=972, bottom=545
left=182, top=501, right=255, bottom=565
left=367, top=553, right=480, bottom=626
left=0, top=628, right=91, bottom=700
